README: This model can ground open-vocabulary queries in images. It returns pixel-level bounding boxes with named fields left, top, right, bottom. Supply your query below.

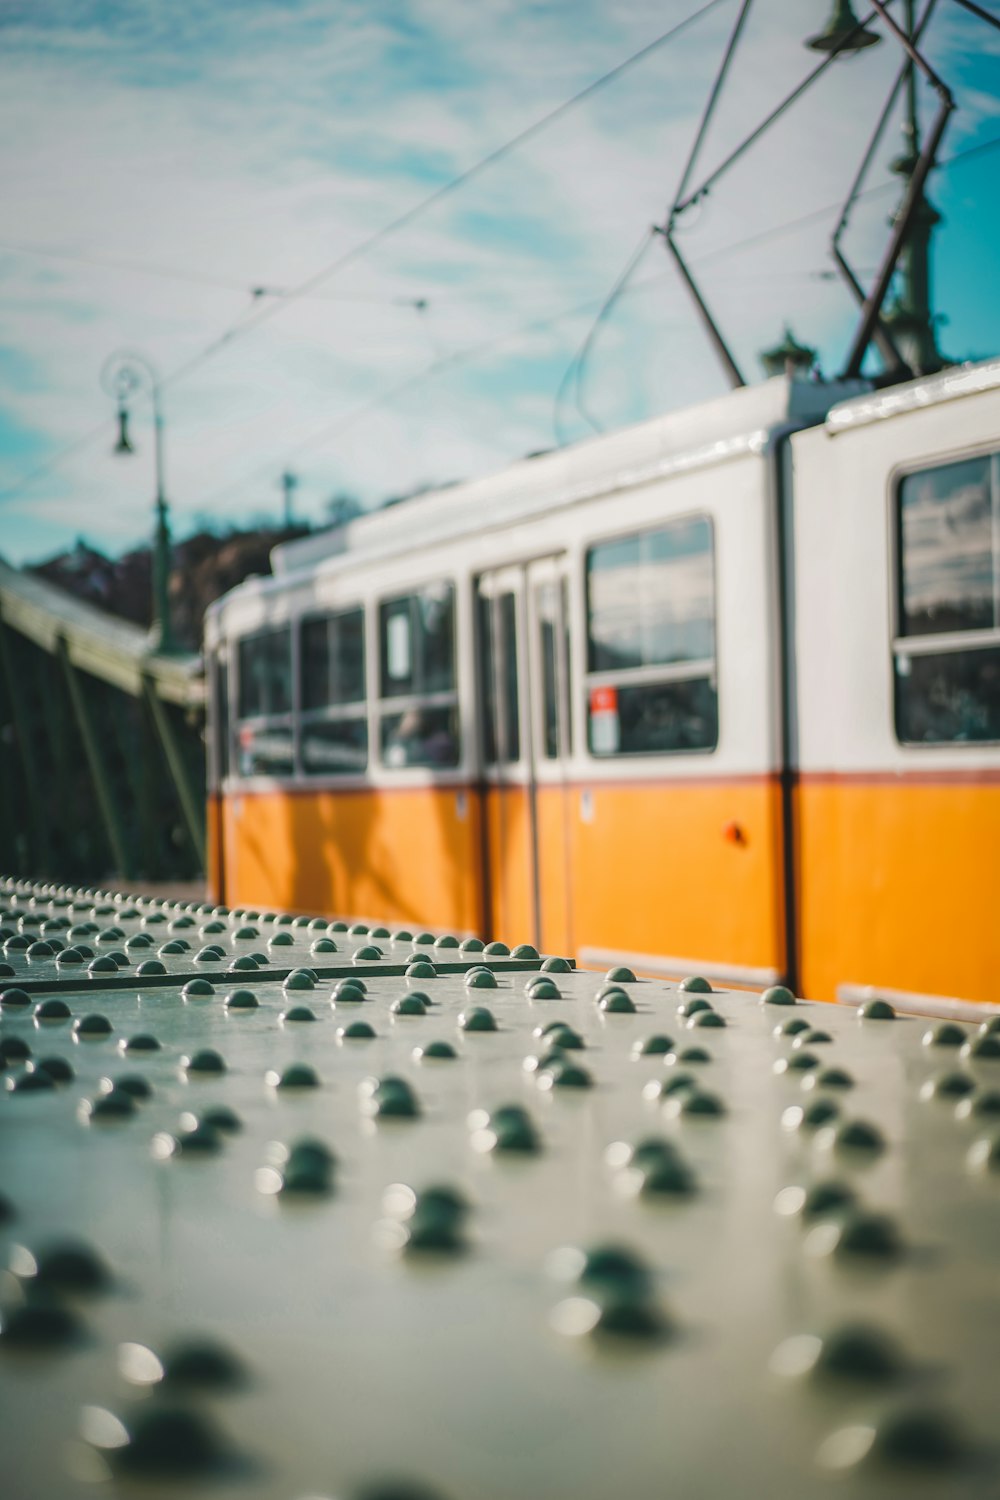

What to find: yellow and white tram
left=205, top=358, right=1000, bottom=1008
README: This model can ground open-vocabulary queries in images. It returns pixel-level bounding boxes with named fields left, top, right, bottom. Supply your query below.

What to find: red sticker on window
left=589, top=685, right=618, bottom=715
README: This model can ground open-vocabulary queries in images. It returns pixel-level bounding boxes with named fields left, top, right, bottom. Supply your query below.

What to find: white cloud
left=0, top=0, right=996, bottom=565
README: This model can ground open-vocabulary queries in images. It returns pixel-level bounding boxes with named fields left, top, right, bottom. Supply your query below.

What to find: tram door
left=477, top=557, right=573, bottom=954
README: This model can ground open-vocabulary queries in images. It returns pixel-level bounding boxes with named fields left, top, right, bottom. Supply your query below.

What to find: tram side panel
left=791, top=379, right=1000, bottom=1007
left=561, top=453, right=788, bottom=986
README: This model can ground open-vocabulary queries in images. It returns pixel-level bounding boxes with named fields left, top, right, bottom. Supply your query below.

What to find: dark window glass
left=301, top=617, right=330, bottom=712
left=536, top=579, right=569, bottom=761
left=214, top=656, right=230, bottom=781
left=380, top=705, right=460, bottom=769
left=898, top=457, right=995, bottom=637
left=236, top=722, right=295, bottom=778
left=588, top=517, right=715, bottom=672
left=237, top=627, right=292, bottom=718
left=301, top=718, right=369, bottom=775
left=588, top=678, right=718, bottom=756
left=479, top=591, right=520, bottom=764
left=379, top=584, right=455, bottom=699
left=895, top=647, right=1000, bottom=743
left=301, top=608, right=366, bottom=711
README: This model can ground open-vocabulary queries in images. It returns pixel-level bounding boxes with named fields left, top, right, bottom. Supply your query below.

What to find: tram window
left=236, top=723, right=295, bottom=778
left=536, top=579, right=570, bottom=760
left=301, top=608, right=365, bottom=711
left=301, top=717, right=369, bottom=776
left=585, top=516, right=718, bottom=756
left=378, top=582, right=460, bottom=769
left=894, top=453, right=1000, bottom=744
left=299, top=606, right=368, bottom=775
left=479, top=591, right=520, bottom=764
left=213, top=655, right=230, bottom=782
left=237, top=626, right=292, bottom=719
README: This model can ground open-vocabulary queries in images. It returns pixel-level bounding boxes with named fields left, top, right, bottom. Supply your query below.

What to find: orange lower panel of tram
left=796, top=774, right=1000, bottom=1007
left=214, top=775, right=788, bottom=982
left=215, top=786, right=484, bottom=934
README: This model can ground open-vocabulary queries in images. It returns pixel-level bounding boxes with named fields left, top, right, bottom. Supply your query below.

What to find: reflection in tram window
left=236, top=722, right=295, bottom=778
left=300, top=607, right=368, bottom=776
left=585, top=517, right=717, bottom=755
left=236, top=626, right=293, bottom=777
left=237, top=626, right=292, bottom=718
left=536, top=579, right=570, bottom=760
left=381, top=706, right=460, bottom=768
left=480, top=591, right=520, bottom=764
left=895, top=453, right=1000, bottom=744
left=378, top=582, right=460, bottom=769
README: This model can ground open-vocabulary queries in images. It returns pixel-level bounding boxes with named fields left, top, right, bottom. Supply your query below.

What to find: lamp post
left=100, top=351, right=178, bottom=654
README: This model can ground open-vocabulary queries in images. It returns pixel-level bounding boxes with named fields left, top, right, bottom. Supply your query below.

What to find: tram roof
left=238, top=372, right=865, bottom=605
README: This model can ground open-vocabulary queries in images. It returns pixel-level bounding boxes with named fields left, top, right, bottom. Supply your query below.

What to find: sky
left=1, top=0, right=998, bottom=566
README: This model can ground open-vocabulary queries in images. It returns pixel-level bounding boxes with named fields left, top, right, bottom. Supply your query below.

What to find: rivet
left=81, top=1404, right=230, bottom=1478
left=526, top=977, right=560, bottom=1000
left=774, top=1050, right=821, bottom=1075
left=956, top=1088, right=1000, bottom=1120
left=434, top=934, right=459, bottom=949
left=412, top=931, right=434, bottom=946
left=632, top=1034, right=673, bottom=1057
left=483, top=941, right=510, bottom=956
left=337, top=1016, right=379, bottom=1044
left=677, top=996, right=712, bottom=1018
left=771, top=1323, right=905, bottom=1384
left=818, top=1404, right=967, bottom=1472
left=34, top=998, right=72, bottom=1023
left=775, top=1017, right=812, bottom=1038
left=393, top=929, right=414, bottom=943
left=672, top=1045, right=711, bottom=1065
left=689, top=1009, right=725, bottom=1029
left=35, top=1055, right=74, bottom=1084
left=857, top=998, right=896, bottom=1021
left=824, top=1118, right=886, bottom=1155
left=7, top=1069, right=55, bottom=1094
left=464, top=968, right=497, bottom=990
left=1, top=987, right=31, bottom=1011
left=678, top=976, right=712, bottom=994
left=606, top=965, right=637, bottom=983
left=961, top=1034, right=1000, bottom=1062
left=225, top=989, right=259, bottom=1011
left=797, top=1028, right=833, bottom=1046
left=15, top=1238, right=111, bottom=1293
left=353, top=945, right=383, bottom=962
left=80, top=1088, right=137, bottom=1123
left=667, top=1088, right=725, bottom=1119
left=406, top=960, right=437, bottom=979
left=392, top=995, right=428, bottom=1017
left=541, top=956, right=572, bottom=973
left=458, top=1006, right=498, bottom=1032
left=284, top=968, right=317, bottom=991
left=381, top=1182, right=468, bottom=1254
left=920, top=1071, right=975, bottom=1102
left=469, top=1103, right=541, bottom=1154
left=537, top=1057, right=593, bottom=1090
left=600, top=990, right=636, bottom=1014
left=311, top=937, right=338, bottom=954
left=360, top=1074, right=420, bottom=1119
left=804, top=1066, right=855, bottom=1091
left=73, top=1014, right=112, bottom=1040
left=0, top=1298, right=84, bottom=1349
left=122, top=1033, right=161, bottom=1053
left=182, top=1049, right=226, bottom=1075
left=460, top=937, right=484, bottom=953
left=136, top=959, right=167, bottom=976
left=182, top=979, right=215, bottom=1001
left=281, top=1004, right=318, bottom=1023
left=760, top=984, right=796, bottom=1006
left=413, top=1040, right=456, bottom=1060
left=511, top=943, right=539, bottom=961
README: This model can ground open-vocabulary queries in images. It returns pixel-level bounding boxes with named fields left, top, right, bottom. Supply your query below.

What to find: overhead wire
left=173, top=125, right=1000, bottom=508
left=0, top=0, right=729, bottom=509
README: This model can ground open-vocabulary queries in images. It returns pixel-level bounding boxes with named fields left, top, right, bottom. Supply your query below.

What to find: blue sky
left=1, top=0, right=998, bottom=565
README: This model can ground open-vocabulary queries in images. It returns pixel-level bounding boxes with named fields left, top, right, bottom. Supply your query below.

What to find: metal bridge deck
left=1, top=877, right=999, bottom=1500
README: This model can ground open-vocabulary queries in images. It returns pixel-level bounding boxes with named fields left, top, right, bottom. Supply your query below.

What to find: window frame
left=890, top=446, right=1000, bottom=748
left=298, top=604, right=369, bottom=778
left=582, top=512, right=719, bottom=761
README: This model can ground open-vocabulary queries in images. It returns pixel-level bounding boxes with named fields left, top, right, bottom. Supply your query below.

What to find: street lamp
left=100, top=350, right=178, bottom=654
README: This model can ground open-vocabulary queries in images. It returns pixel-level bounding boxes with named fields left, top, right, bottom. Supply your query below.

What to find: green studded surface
left=1, top=878, right=1000, bottom=1498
